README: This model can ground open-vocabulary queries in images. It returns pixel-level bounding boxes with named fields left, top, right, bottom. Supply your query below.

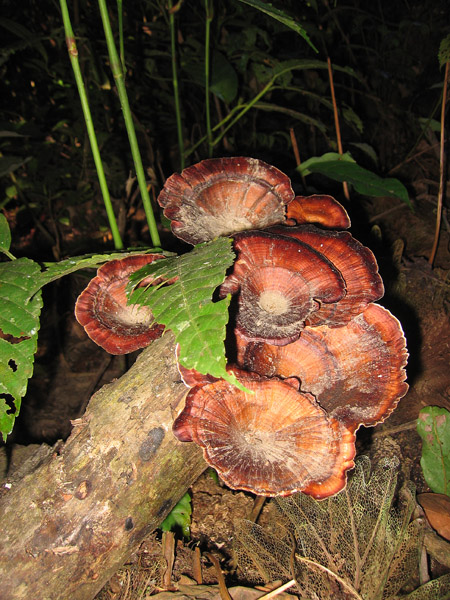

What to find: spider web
left=234, top=456, right=450, bottom=600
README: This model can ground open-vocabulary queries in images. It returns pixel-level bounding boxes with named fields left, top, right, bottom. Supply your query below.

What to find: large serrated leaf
left=40, top=248, right=167, bottom=287
left=128, top=237, right=243, bottom=389
left=0, top=258, right=43, bottom=440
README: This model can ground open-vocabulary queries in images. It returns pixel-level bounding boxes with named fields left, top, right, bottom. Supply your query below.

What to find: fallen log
left=0, top=332, right=206, bottom=600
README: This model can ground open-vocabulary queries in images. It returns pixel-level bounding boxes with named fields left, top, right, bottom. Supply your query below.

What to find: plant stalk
left=204, top=0, right=214, bottom=157
left=59, top=0, right=124, bottom=250
left=429, top=59, right=449, bottom=266
left=327, top=56, right=350, bottom=201
left=168, top=0, right=185, bottom=171
left=98, top=0, right=161, bottom=248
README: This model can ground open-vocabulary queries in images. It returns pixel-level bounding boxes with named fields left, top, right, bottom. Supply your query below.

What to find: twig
left=248, top=495, right=266, bottom=523
left=327, top=57, right=350, bottom=201
left=205, top=553, right=233, bottom=600
left=289, top=128, right=307, bottom=191
left=429, top=60, right=449, bottom=265
left=372, top=420, right=417, bottom=438
left=256, top=580, right=297, bottom=600
left=192, top=545, right=203, bottom=584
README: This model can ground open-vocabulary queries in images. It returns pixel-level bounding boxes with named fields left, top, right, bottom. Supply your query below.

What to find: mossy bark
left=0, top=332, right=206, bottom=600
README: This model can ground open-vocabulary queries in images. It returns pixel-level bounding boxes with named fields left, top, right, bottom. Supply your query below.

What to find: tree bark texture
left=0, top=332, right=206, bottom=600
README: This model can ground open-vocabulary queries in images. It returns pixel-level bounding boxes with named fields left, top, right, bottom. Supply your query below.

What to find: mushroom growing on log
left=173, top=368, right=356, bottom=498
left=75, top=254, right=168, bottom=354
left=157, top=157, right=295, bottom=244
left=219, top=230, right=346, bottom=345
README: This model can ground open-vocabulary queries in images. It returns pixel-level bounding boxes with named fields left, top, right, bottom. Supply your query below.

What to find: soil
left=1, top=155, right=450, bottom=599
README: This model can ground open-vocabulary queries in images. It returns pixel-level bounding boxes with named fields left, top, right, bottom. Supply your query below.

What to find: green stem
left=59, top=0, right=123, bottom=250
left=204, top=0, right=213, bottom=157
left=168, top=0, right=185, bottom=171
left=98, top=0, right=161, bottom=248
left=184, top=77, right=277, bottom=160
left=116, top=0, right=126, bottom=75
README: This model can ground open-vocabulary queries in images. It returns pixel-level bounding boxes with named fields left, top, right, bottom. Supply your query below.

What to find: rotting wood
left=0, top=332, right=206, bottom=600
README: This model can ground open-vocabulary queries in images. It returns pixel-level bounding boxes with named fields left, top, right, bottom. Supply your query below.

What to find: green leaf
left=0, top=249, right=166, bottom=440
left=210, top=51, right=238, bottom=104
left=160, top=493, right=192, bottom=537
left=40, top=249, right=166, bottom=288
left=0, top=155, right=33, bottom=178
left=0, top=258, right=43, bottom=440
left=438, top=33, right=450, bottom=68
left=128, top=238, right=244, bottom=390
left=237, top=0, right=318, bottom=53
left=417, top=406, right=450, bottom=496
left=0, top=214, right=11, bottom=254
left=298, top=152, right=411, bottom=206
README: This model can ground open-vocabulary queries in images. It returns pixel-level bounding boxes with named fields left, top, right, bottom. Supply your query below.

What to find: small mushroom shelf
left=75, top=157, right=408, bottom=499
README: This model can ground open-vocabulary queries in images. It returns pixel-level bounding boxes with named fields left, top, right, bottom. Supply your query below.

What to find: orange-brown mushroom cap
left=268, top=224, right=384, bottom=326
left=157, top=157, right=294, bottom=245
left=219, top=230, right=346, bottom=345
left=286, top=194, right=351, bottom=229
left=236, top=303, right=408, bottom=430
left=173, top=369, right=356, bottom=498
left=75, top=254, right=167, bottom=354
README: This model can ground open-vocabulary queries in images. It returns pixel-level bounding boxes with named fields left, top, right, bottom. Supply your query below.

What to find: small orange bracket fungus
left=268, top=224, right=384, bottom=326
left=157, top=157, right=294, bottom=244
left=285, top=194, right=351, bottom=229
left=219, top=230, right=346, bottom=345
left=172, top=368, right=356, bottom=498
left=75, top=254, right=167, bottom=354
left=236, top=303, right=408, bottom=431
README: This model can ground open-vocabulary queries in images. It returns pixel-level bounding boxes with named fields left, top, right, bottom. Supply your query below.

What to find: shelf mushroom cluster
left=75, top=157, right=408, bottom=499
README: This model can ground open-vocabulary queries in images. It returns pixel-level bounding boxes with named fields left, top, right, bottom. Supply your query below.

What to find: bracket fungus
left=172, top=368, right=356, bottom=498
left=236, top=303, right=408, bottom=431
left=219, top=230, right=346, bottom=345
left=73, top=156, right=409, bottom=499
left=268, top=224, right=384, bottom=326
left=75, top=254, right=167, bottom=354
left=285, top=194, right=351, bottom=229
left=157, top=157, right=294, bottom=244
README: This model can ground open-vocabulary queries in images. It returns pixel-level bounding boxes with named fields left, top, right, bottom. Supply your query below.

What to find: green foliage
left=236, top=0, right=318, bottom=52
left=128, top=237, right=244, bottom=390
left=299, top=152, right=411, bottom=206
left=0, top=258, right=42, bottom=440
left=438, top=34, right=450, bottom=68
left=417, top=406, right=450, bottom=496
left=0, top=213, right=165, bottom=440
left=160, top=492, right=192, bottom=538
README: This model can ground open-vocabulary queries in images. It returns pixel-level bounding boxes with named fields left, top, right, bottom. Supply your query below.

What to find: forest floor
left=1, top=151, right=450, bottom=599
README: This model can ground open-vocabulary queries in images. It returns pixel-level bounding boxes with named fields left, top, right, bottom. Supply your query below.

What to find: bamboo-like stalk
left=204, top=0, right=214, bottom=157
left=116, top=0, right=126, bottom=75
left=168, top=0, right=185, bottom=171
left=429, top=60, right=449, bottom=266
left=98, top=0, right=161, bottom=248
left=59, top=0, right=123, bottom=250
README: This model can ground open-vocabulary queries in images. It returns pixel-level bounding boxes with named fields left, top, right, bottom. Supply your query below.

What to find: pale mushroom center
left=258, top=290, right=290, bottom=315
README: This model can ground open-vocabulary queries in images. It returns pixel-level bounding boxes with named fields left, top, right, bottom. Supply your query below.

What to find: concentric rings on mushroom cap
left=75, top=254, right=167, bottom=355
left=236, top=303, right=408, bottom=431
left=173, top=369, right=356, bottom=498
left=268, top=224, right=384, bottom=327
left=219, top=230, right=346, bottom=346
left=157, top=157, right=295, bottom=245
